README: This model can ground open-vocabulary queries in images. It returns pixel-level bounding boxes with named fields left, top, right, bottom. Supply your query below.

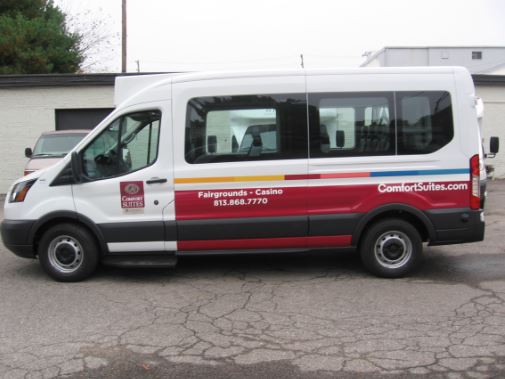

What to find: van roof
left=170, top=66, right=465, bottom=84
left=115, top=66, right=468, bottom=106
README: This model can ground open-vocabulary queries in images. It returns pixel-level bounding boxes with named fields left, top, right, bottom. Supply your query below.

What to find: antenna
left=300, top=54, right=305, bottom=69
left=135, top=60, right=140, bottom=73
left=121, top=0, right=127, bottom=72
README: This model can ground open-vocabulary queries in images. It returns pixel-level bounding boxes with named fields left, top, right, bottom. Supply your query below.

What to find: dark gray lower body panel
left=0, top=219, right=36, bottom=258
left=426, top=208, right=484, bottom=245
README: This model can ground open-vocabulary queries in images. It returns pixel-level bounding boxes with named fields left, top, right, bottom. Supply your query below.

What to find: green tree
left=0, top=0, right=83, bottom=74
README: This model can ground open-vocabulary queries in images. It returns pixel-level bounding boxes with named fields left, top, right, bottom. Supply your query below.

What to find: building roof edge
left=0, top=72, right=174, bottom=88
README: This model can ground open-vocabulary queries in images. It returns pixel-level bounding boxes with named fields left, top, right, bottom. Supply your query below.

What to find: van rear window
left=397, top=91, right=453, bottom=155
left=309, top=91, right=453, bottom=157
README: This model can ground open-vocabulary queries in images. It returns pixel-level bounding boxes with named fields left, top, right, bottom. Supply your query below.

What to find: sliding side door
left=172, top=76, right=310, bottom=251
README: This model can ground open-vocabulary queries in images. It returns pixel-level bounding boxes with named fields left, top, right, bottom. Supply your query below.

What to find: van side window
left=309, top=93, right=395, bottom=157
left=397, top=91, right=453, bottom=155
left=82, top=110, right=161, bottom=180
left=208, top=109, right=278, bottom=155
left=185, top=94, right=307, bottom=164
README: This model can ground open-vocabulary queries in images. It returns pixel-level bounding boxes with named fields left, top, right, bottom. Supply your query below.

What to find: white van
left=24, top=130, right=89, bottom=176
left=1, top=67, right=498, bottom=281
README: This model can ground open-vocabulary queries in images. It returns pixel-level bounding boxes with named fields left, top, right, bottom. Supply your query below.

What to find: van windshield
left=32, top=134, right=87, bottom=157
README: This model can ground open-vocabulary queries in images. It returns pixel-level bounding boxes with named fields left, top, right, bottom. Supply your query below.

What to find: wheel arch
left=352, top=203, right=436, bottom=246
left=29, top=211, right=108, bottom=256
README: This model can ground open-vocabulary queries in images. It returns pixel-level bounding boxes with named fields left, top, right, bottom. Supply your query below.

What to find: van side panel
left=171, top=70, right=482, bottom=252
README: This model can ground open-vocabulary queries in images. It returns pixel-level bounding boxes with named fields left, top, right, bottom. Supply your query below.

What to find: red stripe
left=178, top=235, right=351, bottom=251
left=285, top=174, right=320, bottom=180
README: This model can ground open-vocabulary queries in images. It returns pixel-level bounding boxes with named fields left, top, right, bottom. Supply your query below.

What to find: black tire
left=38, top=223, right=99, bottom=282
left=359, top=218, right=422, bottom=278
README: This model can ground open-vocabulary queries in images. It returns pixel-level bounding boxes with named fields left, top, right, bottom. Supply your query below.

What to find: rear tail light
left=470, top=154, right=480, bottom=210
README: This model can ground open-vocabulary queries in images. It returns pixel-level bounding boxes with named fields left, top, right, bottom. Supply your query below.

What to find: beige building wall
left=0, top=86, right=114, bottom=193
left=476, top=85, right=505, bottom=178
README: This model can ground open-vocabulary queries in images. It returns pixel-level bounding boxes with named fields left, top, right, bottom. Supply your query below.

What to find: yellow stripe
left=174, top=175, right=285, bottom=184
left=174, top=177, right=234, bottom=184
left=233, top=175, right=285, bottom=182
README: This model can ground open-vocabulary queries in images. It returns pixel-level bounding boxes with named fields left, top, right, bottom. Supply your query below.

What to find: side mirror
left=336, top=130, right=345, bottom=148
left=207, top=135, right=217, bottom=154
left=25, top=147, right=32, bottom=158
left=489, top=136, right=499, bottom=155
left=71, top=151, right=82, bottom=183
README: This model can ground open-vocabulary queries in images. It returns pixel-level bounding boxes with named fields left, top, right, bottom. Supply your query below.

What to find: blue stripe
left=371, top=170, right=417, bottom=177
left=370, top=168, right=469, bottom=177
left=417, top=169, right=469, bottom=175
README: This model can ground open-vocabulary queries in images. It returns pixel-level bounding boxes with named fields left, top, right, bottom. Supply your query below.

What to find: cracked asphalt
left=1, top=181, right=505, bottom=379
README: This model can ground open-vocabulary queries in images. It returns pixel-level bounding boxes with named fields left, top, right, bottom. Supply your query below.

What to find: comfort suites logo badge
left=120, top=181, right=145, bottom=208
left=124, top=182, right=141, bottom=195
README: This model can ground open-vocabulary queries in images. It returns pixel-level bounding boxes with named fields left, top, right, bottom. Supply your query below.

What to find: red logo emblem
left=124, top=183, right=141, bottom=195
left=120, top=181, right=145, bottom=208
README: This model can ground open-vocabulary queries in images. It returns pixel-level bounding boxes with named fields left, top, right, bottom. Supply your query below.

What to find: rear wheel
left=38, top=223, right=99, bottom=282
left=360, top=218, right=422, bottom=278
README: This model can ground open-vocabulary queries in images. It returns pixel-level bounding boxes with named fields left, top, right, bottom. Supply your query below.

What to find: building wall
left=365, top=47, right=505, bottom=74
left=493, top=66, right=505, bottom=75
left=0, top=86, right=114, bottom=193
left=426, top=48, right=505, bottom=73
left=476, top=85, right=505, bottom=178
left=385, top=48, right=429, bottom=66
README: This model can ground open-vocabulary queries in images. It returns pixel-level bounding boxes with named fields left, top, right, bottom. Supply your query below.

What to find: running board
left=102, top=254, right=177, bottom=268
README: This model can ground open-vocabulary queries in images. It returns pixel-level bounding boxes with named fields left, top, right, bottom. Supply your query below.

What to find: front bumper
left=0, top=219, right=36, bottom=258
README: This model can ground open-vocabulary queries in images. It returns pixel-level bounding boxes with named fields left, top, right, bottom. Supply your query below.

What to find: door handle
left=146, top=178, right=168, bottom=184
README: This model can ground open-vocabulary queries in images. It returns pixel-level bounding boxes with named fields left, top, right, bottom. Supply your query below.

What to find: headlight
left=9, top=179, right=36, bottom=203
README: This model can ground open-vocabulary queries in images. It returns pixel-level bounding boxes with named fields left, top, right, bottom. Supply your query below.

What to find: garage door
left=55, top=108, right=114, bottom=131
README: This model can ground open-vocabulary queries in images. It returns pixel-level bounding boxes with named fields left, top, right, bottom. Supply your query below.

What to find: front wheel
left=38, top=223, right=99, bottom=282
left=359, top=218, right=422, bottom=278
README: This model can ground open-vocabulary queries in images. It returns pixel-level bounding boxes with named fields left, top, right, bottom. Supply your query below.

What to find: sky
left=53, top=0, right=505, bottom=73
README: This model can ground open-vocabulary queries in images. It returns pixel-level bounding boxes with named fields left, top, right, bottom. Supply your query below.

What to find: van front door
left=72, top=104, right=174, bottom=254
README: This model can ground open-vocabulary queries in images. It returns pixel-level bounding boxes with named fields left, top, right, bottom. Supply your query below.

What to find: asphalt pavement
left=1, top=182, right=505, bottom=378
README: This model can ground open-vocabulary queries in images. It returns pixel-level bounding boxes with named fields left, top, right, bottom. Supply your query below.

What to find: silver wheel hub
left=374, top=231, right=412, bottom=269
left=48, top=235, right=84, bottom=273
